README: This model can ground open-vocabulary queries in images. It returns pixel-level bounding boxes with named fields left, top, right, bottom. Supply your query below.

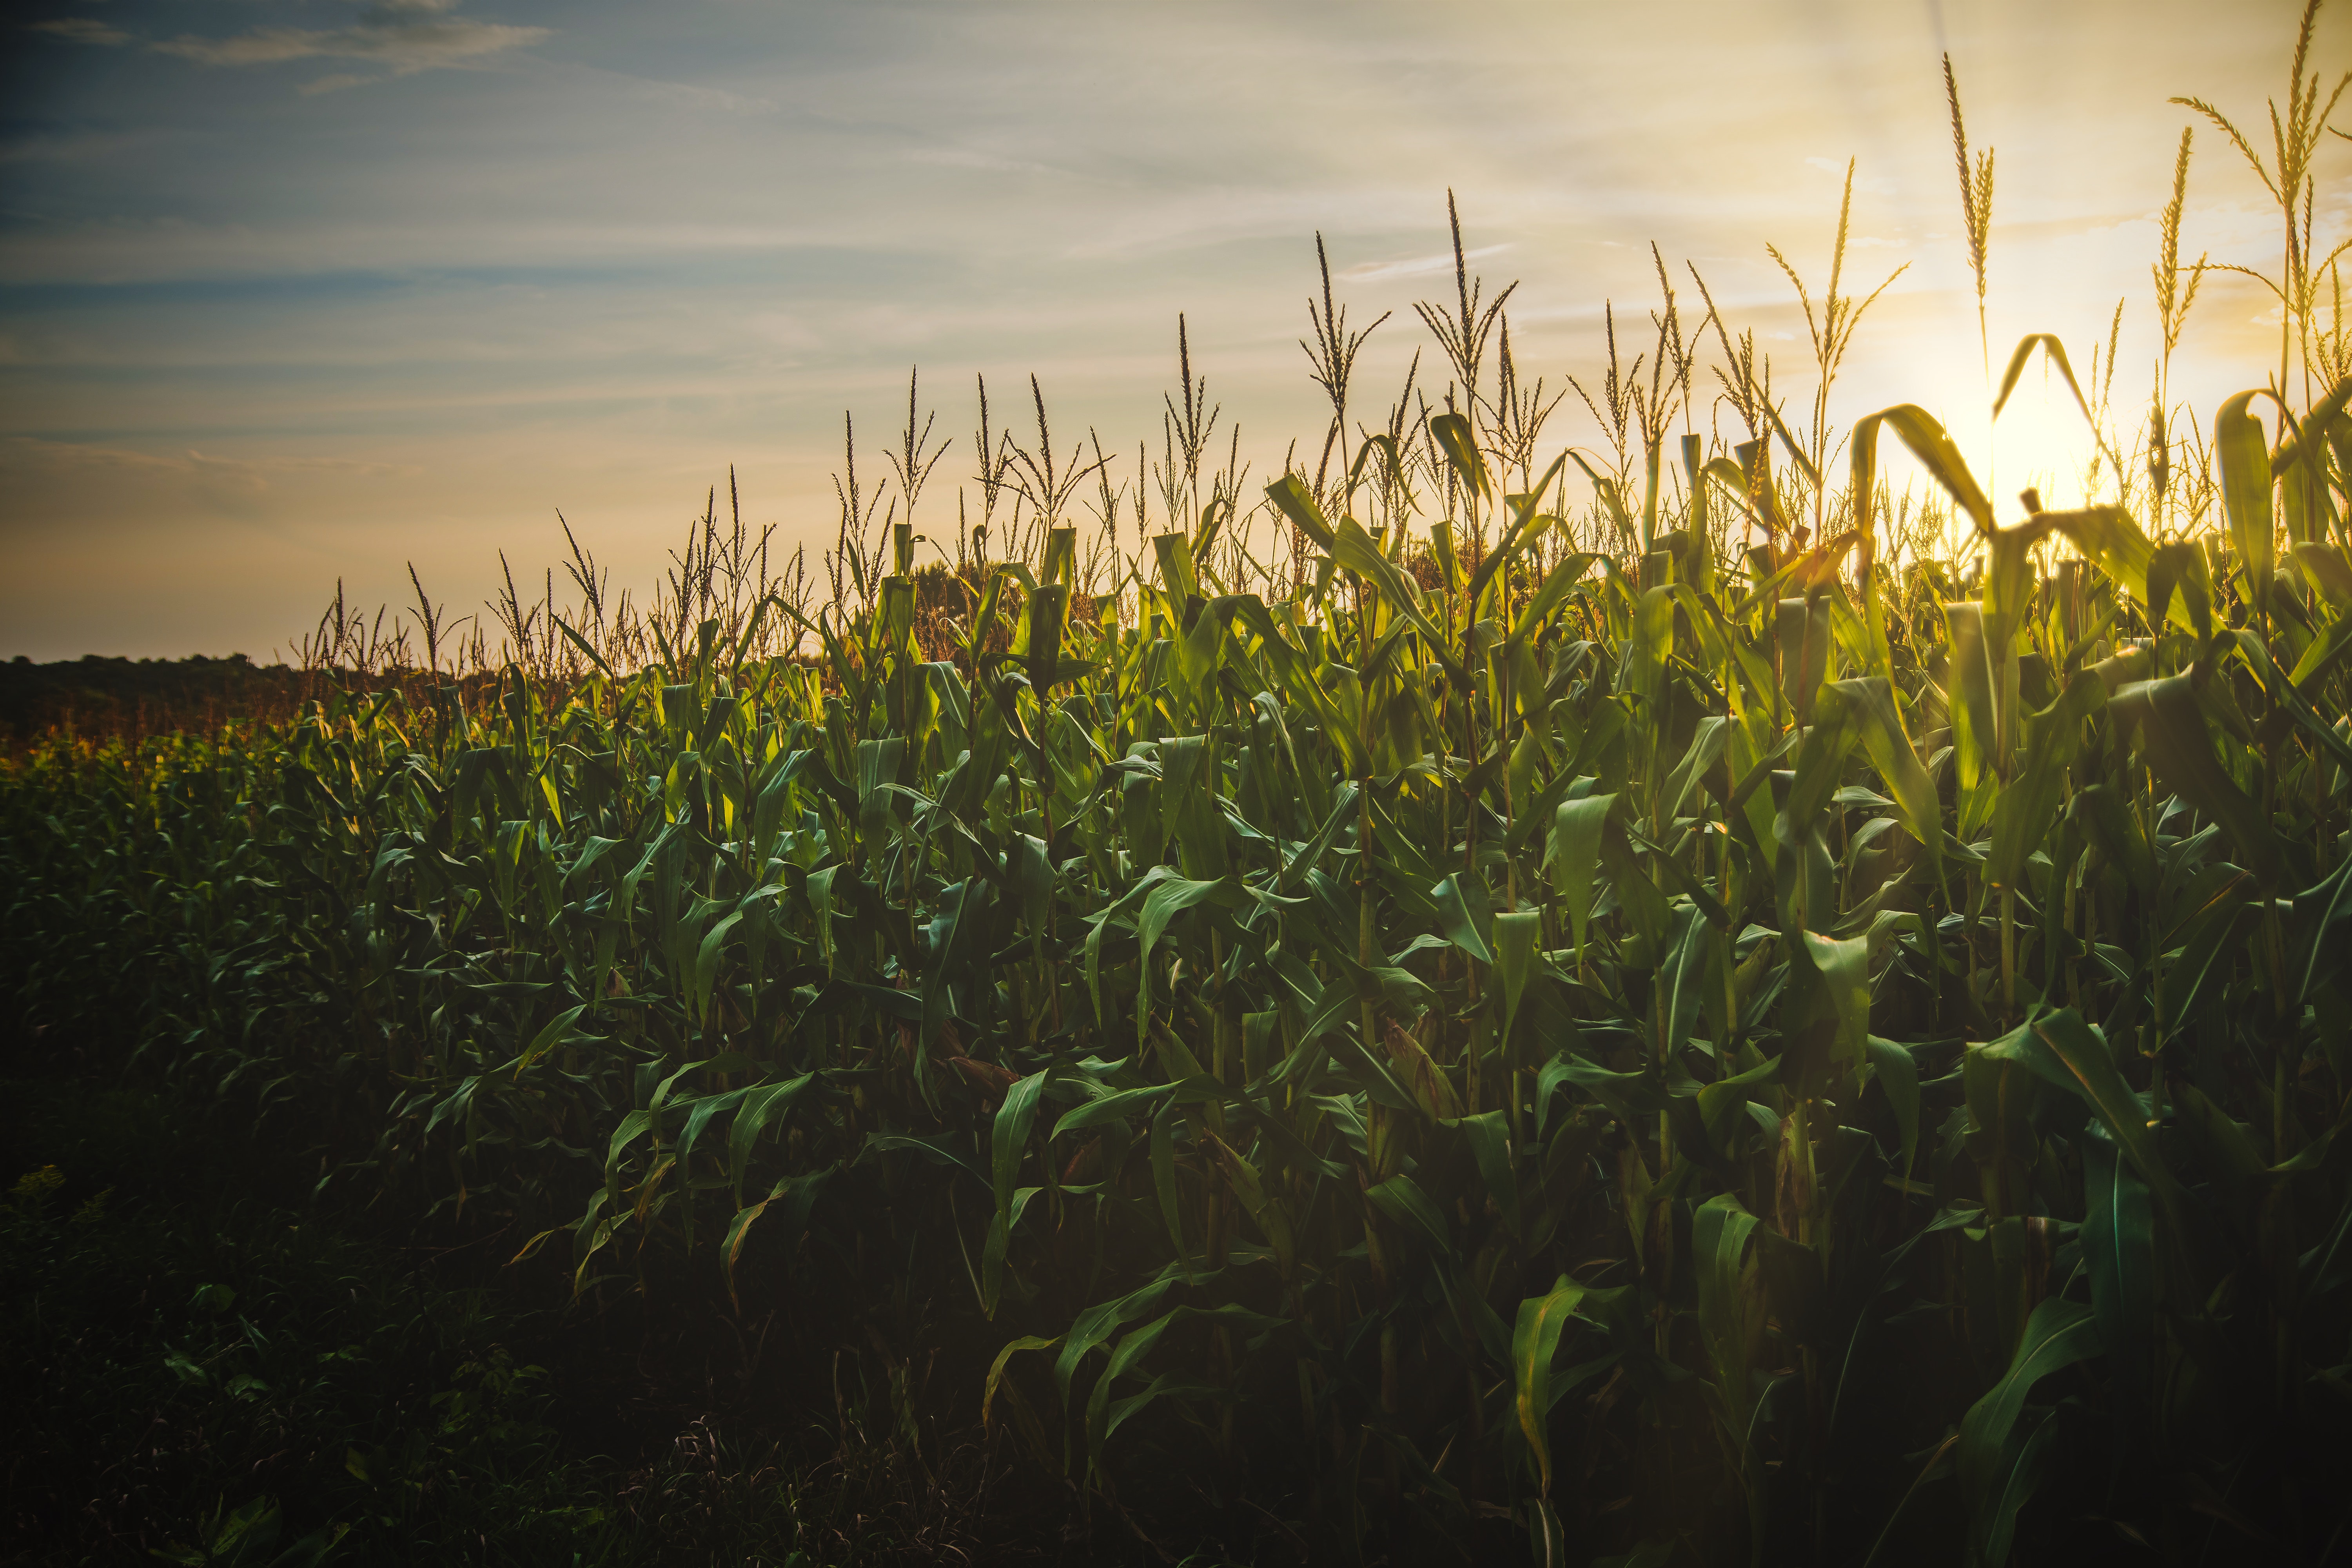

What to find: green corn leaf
left=1977, top=1009, right=2198, bottom=1263
left=727, top=1073, right=817, bottom=1209
left=1553, top=794, right=1618, bottom=960
left=1512, top=1274, right=1592, bottom=1494
left=2080, top=1125, right=2152, bottom=1410
left=692, top=911, right=744, bottom=1023
left=675, top=1084, right=751, bottom=1171
left=2143, top=540, right=2214, bottom=643
left=1319, top=1011, right=1422, bottom=1114
left=2268, top=374, right=2352, bottom=481
left=514, top=1004, right=586, bottom=1078
left=1279, top=781, right=1360, bottom=891
left=1025, top=583, right=1070, bottom=689
left=1619, top=585, right=1675, bottom=710
left=1051, top=1082, right=1174, bottom=1140
left=1777, top=677, right=1860, bottom=857
left=2111, top=675, right=2279, bottom=884
left=1865, top=1037, right=1921, bottom=1183
left=1800, top=929, right=1871, bottom=1065
left=1692, top=1050, right=1784, bottom=1161
left=1136, top=875, right=1232, bottom=971
left=1657, top=715, right=1732, bottom=828
left=1693, top=1194, right=1765, bottom=1439
left=2290, top=857, right=2352, bottom=1008
left=2160, top=877, right=2257, bottom=1033
left=1430, top=871, right=1496, bottom=964
left=552, top=613, right=618, bottom=679
left=1150, top=1096, right=1189, bottom=1277
left=1851, top=404, right=1994, bottom=538
left=1096, top=865, right=1185, bottom=1025
left=1987, top=670, right=2104, bottom=891
left=982, top=1334, right=1061, bottom=1436
left=1957, top=1296, right=2101, bottom=1534
left=1510, top=553, right=1602, bottom=650
left=1083, top=1304, right=1283, bottom=1475
left=1151, top=530, right=1201, bottom=606
left=2171, top=1082, right=2268, bottom=1216
left=1263, top=474, right=1337, bottom=552
left=982, top=1185, right=1044, bottom=1320
left=1201, top=1127, right=1296, bottom=1273
left=1430, top=412, right=1492, bottom=499
left=922, top=876, right=998, bottom=1073
left=861, top=1132, right=987, bottom=1185
left=1761, top=397, right=1824, bottom=492
left=1836, top=676, right=1943, bottom=893
left=1982, top=520, right=2054, bottom=637
left=2045, top=507, right=2160, bottom=618
left=1991, top=334, right=2098, bottom=427
left=1568, top=448, right=1636, bottom=539
left=1467, top=460, right=1567, bottom=611
left=1659, top=906, right=1716, bottom=1059
left=1539, top=1051, right=1672, bottom=1129
left=1052, top=1278, right=1175, bottom=1405
left=722, top=1166, right=832, bottom=1312
left=2243, top=626, right=2352, bottom=775
left=1328, top=518, right=1466, bottom=688
left=1444, top=1108, right=1521, bottom=1242
left=1365, top=1172, right=1452, bottom=1252
left=2216, top=390, right=2277, bottom=603
left=983, top=1070, right=1051, bottom=1313
left=2068, top=784, right=2158, bottom=898
left=1493, top=910, right=1545, bottom=1056
left=1973, top=1405, right=2067, bottom=1568
left=2292, top=540, right=2352, bottom=607
left=1941, top=603, right=2000, bottom=794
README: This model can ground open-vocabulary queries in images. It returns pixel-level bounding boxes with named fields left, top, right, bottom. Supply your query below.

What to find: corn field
left=11, top=19, right=2352, bottom=1566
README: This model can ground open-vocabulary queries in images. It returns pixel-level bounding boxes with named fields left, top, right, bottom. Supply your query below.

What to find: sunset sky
left=0, top=0, right=2327, bottom=661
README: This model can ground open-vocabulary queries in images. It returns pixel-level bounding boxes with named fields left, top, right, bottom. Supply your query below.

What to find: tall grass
left=9, top=10, right=2352, bottom=1564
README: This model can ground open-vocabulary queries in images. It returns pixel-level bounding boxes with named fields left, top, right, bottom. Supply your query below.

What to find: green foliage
left=11, top=393, right=2351, bottom=1562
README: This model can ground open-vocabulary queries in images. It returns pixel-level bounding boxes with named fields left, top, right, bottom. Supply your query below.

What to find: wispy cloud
left=622, top=77, right=777, bottom=115
left=1339, top=244, right=1510, bottom=284
left=152, top=0, right=547, bottom=75
left=30, top=18, right=133, bottom=47
left=1806, top=155, right=1899, bottom=194
left=905, top=145, right=1069, bottom=179
left=5, top=435, right=414, bottom=485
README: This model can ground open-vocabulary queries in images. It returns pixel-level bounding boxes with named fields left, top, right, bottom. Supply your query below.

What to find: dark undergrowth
left=0, top=1039, right=1112, bottom=1568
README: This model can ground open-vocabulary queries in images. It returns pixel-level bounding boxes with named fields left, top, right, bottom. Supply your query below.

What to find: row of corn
left=7, top=393, right=2352, bottom=1564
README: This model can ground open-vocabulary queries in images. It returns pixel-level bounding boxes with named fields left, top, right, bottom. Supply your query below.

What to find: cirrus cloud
left=30, top=18, right=134, bottom=47
left=152, top=0, right=548, bottom=75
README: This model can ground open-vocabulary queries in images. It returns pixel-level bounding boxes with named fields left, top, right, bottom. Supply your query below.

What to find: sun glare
left=1986, top=369, right=2103, bottom=514
left=1862, top=345, right=2104, bottom=567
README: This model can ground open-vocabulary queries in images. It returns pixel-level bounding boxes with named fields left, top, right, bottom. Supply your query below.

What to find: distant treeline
left=0, top=655, right=451, bottom=746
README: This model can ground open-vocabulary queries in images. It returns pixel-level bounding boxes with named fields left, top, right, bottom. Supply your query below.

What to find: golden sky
left=0, top=0, right=2329, bottom=659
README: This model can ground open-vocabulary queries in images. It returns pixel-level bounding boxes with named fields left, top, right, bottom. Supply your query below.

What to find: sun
left=1857, top=342, right=2111, bottom=570
left=1987, top=368, right=2106, bottom=516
